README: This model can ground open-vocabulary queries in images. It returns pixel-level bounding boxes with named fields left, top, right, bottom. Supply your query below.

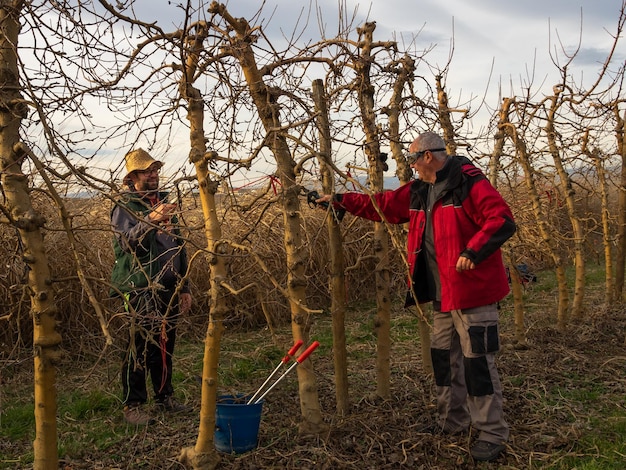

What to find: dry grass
left=1, top=189, right=626, bottom=469
left=0, top=190, right=405, bottom=357
left=2, top=293, right=625, bottom=469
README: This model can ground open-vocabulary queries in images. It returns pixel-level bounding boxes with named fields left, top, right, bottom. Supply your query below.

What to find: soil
left=5, top=304, right=626, bottom=470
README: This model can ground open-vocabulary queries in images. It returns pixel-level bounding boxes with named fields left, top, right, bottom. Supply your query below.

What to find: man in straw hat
left=110, top=148, right=192, bottom=425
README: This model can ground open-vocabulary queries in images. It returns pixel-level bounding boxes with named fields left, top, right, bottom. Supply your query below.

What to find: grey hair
left=415, top=132, right=447, bottom=161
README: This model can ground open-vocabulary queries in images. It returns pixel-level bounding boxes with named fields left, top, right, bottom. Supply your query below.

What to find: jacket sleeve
left=335, top=182, right=413, bottom=224
left=460, top=179, right=516, bottom=264
left=111, top=204, right=155, bottom=255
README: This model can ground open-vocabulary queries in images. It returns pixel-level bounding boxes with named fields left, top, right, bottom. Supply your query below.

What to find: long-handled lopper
left=250, top=340, right=320, bottom=405
left=247, top=339, right=304, bottom=405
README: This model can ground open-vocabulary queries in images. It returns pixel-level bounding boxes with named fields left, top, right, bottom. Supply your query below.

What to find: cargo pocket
left=468, top=325, right=499, bottom=354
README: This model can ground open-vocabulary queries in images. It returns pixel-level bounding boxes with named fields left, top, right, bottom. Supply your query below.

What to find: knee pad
left=463, top=356, right=494, bottom=396
left=431, top=348, right=451, bottom=387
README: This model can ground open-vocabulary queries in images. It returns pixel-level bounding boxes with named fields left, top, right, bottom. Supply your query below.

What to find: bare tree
left=348, top=21, right=394, bottom=400
left=0, top=2, right=60, bottom=468
left=500, top=97, right=571, bottom=330
left=582, top=130, right=615, bottom=303
left=491, top=114, right=527, bottom=346
left=174, top=18, right=225, bottom=469
left=540, top=4, right=624, bottom=317
left=206, top=1, right=327, bottom=435
left=312, top=78, right=349, bottom=415
left=6, top=3, right=625, bottom=468
left=615, top=103, right=626, bottom=301
left=379, top=54, right=435, bottom=374
left=543, top=84, right=588, bottom=319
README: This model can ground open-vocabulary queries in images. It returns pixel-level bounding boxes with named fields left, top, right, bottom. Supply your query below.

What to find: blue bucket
left=214, top=394, right=263, bottom=454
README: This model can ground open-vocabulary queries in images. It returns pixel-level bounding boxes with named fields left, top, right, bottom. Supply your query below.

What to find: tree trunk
left=209, top=2, right=325, bottom=434
left=505, top=253, right=527, bottom=345
left=546, top=93, right=586, bottom=319
left=490, top=122, right=527, bottom=346
left=384, top=54, right=415, bottom=186
left=312, top=79, right=349, bottom=415
left=0, top=2, right=60, bottom=468
left=584, top=136, right=614, bottom=305
left=435, top=75, right=457, bottom=156
left=382, top=55, right=433, bottom=375
left=177, top=22, right=222, bottom=470
left=614, top=106, right=626, bottom=302
left=500, top=98, right=570, bottom=330
left=355, top=21, right=392, bottom=400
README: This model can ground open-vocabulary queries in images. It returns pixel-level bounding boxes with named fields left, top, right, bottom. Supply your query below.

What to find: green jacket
left=109, top=191, right=189, bottom=297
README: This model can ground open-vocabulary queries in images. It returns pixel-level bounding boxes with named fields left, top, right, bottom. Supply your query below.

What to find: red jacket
left=335, top=156, right=516, bottom=311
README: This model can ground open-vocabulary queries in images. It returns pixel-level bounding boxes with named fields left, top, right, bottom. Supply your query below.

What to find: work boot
left=123, top=404, right=155, bottom=426
left=155, top=396, right=190, bottom=413
left=470, top=440, right=505, bottom=461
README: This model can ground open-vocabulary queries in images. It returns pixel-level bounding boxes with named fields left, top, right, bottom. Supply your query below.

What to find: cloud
left=336, top=0, right=622, bottom=80
left=572, top=46, right=624, bottom=66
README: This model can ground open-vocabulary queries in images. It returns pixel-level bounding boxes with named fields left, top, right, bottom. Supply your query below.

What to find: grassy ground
left=2, top=266, right=626, bottom=469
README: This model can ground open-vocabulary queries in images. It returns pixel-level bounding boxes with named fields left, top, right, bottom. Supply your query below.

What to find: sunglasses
left=406, top=147, right=446, bottom=164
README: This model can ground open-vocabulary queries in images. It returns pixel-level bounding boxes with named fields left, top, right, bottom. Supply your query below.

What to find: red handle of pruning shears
left=295, top=340, right=319, bottom=363
left=282, top=339, right=304, bottom=363
left=247, top=339, right=304, bottom=405
left=252, top=341, right=320, bottom=404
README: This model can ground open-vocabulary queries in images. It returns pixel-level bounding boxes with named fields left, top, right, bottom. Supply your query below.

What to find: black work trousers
left=121, top=288, right=179, bottom=406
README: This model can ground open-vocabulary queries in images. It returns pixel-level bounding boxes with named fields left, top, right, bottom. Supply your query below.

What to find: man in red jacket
left=317, top=131, right=516, bottom=462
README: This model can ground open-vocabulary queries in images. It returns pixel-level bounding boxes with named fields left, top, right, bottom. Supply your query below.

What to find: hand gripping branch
left=305, top=189, right=346, bottom=222
left=251, top=341, right=320, bottom=405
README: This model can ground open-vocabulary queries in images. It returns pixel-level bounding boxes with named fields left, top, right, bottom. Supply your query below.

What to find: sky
left=85, top=0, right=626, bottom=186
left=221, top=0, right=624, bottom=105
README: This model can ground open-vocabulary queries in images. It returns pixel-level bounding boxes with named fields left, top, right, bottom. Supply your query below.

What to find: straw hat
left=124, top=148, right=163, bottom=180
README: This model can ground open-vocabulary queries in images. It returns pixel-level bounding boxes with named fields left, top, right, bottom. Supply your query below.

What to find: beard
left=134, top=177, right=159, bottom=193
